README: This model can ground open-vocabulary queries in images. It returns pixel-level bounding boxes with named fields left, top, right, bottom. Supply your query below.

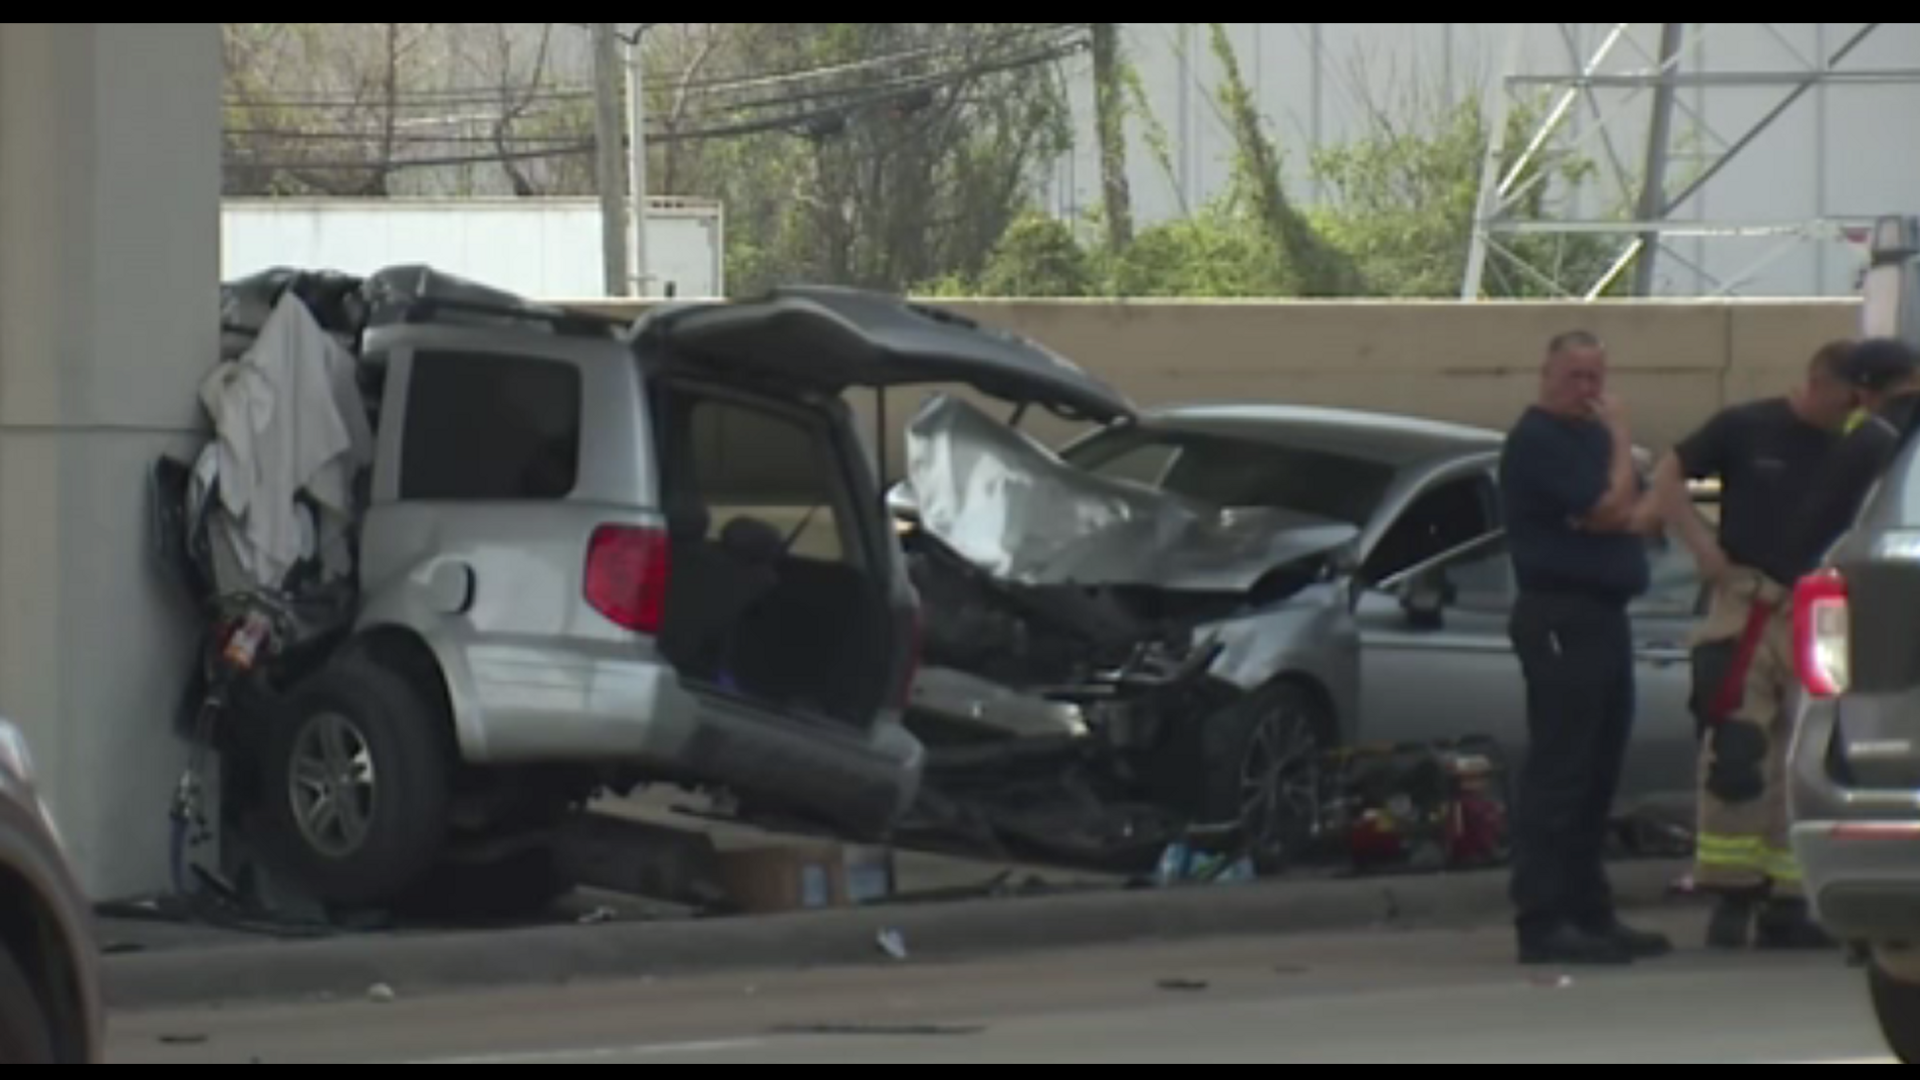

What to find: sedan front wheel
left=1199, top=680, right=1333, bottom=876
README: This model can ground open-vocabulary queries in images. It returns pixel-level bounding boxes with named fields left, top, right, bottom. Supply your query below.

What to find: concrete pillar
left=0, top=24, right=223, bottom=900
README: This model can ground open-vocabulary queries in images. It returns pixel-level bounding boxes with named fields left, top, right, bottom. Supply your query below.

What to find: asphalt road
left=107, top=909, right=1895, bottom=1064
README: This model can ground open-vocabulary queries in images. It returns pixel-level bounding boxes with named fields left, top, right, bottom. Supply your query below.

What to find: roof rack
left=387, top=294, right=629, bottom=339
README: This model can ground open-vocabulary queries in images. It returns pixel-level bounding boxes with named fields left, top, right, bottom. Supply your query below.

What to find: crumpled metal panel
left=902, top=394, right=1360, bottom=592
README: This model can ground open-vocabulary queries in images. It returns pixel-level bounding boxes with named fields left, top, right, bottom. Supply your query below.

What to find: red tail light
left=1794, top=569, right=1851, bottom=698
left=585, top=525, right=670, bottom=634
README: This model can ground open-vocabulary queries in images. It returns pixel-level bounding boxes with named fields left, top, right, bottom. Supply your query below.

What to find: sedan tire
left=1198, top=680, right=1334, bottom=876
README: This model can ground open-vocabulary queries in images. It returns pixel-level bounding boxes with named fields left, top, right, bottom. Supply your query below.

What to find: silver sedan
left=1055, top=403, right=1707, bottom=817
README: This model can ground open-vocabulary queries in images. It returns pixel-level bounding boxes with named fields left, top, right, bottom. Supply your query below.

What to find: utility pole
left=591, top=24, right=630, bottom=297
left=626, top=28, right=650, bottom=298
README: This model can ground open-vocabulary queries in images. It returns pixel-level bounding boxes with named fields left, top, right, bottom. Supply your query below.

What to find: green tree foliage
left=931, top=34, right=1630, bottom=302
left=1308, top=90, right=1626, bottom=299
left=676, top=23, right=1079, bottom=297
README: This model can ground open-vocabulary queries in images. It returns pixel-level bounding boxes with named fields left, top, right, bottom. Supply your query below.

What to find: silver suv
left=1788, top=214, right=1920, bottom=1060
left=184, top=271, right=1134, bottom=911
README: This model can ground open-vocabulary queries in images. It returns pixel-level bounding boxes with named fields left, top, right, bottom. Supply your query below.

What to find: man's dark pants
left=1508, top=590, right=1636, bottom=944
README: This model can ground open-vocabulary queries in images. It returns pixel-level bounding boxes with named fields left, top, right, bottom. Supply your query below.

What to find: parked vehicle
left=159, top=273, right=1139, bottom=913
left=0, top=721, right=103, bottom=1063
left=889, top=394, right=1708, bottom=870
left=1786, top=213, right=1920, bottom=1062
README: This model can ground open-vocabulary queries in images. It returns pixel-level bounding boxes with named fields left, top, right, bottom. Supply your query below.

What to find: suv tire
left=261, top=656, right=454, bottom=908
left=1872, top=961, right=1920, bottom=1062
left=0, top=941, right=55, bottom=1064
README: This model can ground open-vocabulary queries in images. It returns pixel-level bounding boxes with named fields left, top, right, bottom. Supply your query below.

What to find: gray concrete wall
left=0, top=24, right=222, bottom=900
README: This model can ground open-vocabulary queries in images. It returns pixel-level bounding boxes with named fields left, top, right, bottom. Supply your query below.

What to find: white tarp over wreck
left=193, top=291, right=374, bottom=596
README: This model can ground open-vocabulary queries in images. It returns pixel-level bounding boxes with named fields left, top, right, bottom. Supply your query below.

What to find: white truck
left=221, top=196, right=725, bottom=301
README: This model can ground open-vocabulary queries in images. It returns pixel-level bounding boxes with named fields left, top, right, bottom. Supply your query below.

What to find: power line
left=228, top=42, right=1086, bottom=146
left=226, top=37, right=1088, bottom=172
left=230, top=23, right=1086, bottom=111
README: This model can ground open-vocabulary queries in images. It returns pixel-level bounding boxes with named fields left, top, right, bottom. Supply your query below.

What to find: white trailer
left=220, top=196, right=726, bottom=301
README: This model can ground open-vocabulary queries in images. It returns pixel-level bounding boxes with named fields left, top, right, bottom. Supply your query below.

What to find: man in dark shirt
left=1644, top=341, right=1858, bottom=950
left=1499, top=330, right=1668, bottom=965
left=1783, top=338, right=1920, bottom=573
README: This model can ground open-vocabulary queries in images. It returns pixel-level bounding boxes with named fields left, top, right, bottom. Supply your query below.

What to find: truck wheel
left=1199, top=680, right=1333, bottom=876
left=261, top=656, right=454, bottom=909
left=1872, top=961, right=1920, bottom=1063
left=0, top=942, right=55, bottom=1064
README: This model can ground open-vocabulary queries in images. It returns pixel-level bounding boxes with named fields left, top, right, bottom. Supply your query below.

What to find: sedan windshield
left=1060, top=427, right=1398, bottom=528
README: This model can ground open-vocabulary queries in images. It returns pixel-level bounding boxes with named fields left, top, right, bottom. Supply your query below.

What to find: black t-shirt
left=1784, top=391, right=1920, bottom=572
left=1674, top=397, right=1839, bottom=587
left=1500, top=406, right=1651, bottom=603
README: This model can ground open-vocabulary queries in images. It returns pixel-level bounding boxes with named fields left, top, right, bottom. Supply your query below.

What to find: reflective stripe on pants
left=1694, top=568, right=1804, bottom=897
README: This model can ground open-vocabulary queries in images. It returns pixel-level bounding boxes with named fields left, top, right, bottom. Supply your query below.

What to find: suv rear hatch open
left=632, top=285, right=1137, bottom=425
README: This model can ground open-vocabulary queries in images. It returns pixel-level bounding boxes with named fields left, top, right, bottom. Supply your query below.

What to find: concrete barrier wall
left=570, top=296, right=1866, bottom=478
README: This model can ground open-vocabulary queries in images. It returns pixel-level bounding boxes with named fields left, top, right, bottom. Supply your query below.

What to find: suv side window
left=689, top=398, right=849, bottom=564
left=400, top=350, right=582, bottom=501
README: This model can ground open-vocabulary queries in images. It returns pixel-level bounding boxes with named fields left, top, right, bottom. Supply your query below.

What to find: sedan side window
left=1364, top=473, right=1500, bottom=586
left=1446, top=536, right=1517, bottom=611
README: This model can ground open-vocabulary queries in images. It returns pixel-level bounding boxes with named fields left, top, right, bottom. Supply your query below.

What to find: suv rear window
left=400, top=349, right=583, bottom=501
left=687, top=399, right=849, bottom=563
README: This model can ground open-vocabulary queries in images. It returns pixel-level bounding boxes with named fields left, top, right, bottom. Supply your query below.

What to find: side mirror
left=1401, top=569, right=1450, bottom=629
left=886, top=480, right=921, bottom=524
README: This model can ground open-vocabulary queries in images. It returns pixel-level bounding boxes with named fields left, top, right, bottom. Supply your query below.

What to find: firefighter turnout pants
left=1691, top=568, right=1802, bottom=897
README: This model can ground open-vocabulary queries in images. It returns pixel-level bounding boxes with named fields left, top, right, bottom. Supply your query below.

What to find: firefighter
left=1644, top=341, right=1861, bottom=949
left=1783, top=338, right=1920, bottom=586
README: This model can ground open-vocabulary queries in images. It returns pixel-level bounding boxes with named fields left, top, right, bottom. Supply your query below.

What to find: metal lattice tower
left=1463, top=23, right=1920, bottom=300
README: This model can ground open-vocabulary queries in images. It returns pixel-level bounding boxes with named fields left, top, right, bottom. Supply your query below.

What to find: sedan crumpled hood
left=901, top=394, right=1359, bottom=592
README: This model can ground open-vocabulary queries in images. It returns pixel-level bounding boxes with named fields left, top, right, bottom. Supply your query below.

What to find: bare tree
left=224, top=22, right=566, bottom=198
left=651, top=25, right=726, bottom=197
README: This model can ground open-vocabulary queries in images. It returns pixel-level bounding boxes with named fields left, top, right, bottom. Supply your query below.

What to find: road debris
left=1157, top=978, right=1209, bottom=992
